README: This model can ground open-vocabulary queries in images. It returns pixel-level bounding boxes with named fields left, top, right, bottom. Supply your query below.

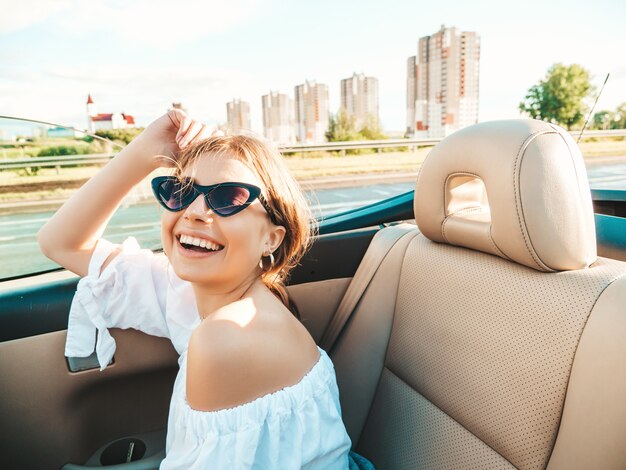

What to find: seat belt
left=320, top=224, right=415, bottom=352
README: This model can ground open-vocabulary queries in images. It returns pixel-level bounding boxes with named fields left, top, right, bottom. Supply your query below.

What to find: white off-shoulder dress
left=64, top=236, right=353, bottom=469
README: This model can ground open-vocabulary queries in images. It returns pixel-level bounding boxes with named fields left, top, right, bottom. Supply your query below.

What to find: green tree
left=519, top=63, right=594, bottom=130
left=326, top=110, right=388, bottom=141
left=325, top=109, right=360, bottom=142
left=613, top=103, right=626, bottom=129
left=359, top=113, right=386, bottom=141
left=591, top=103, right=626, bottom=130
left=592, top=110, right=613, bottom=130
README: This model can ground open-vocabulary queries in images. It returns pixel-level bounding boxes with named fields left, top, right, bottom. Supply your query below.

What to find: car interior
left=1, top=119, right=626, bottom=469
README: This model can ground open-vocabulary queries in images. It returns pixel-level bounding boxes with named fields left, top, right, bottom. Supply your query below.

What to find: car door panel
left=0, top=329, right=177, bottom=468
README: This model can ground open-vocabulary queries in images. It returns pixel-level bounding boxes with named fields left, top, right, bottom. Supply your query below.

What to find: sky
left=1, top=0, right=625, bottom=134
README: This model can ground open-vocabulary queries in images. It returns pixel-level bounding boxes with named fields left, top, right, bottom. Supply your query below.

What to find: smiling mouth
left=176, top=235, right=225, bottom=253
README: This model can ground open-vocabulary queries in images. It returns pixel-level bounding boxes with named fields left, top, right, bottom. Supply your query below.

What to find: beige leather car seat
left=330, top=119, right=626, bottom=469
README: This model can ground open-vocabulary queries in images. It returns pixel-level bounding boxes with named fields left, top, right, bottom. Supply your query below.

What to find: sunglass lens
left=209, top=186, right=251, bottom=215
left=158, top=179, right=195, bottom=210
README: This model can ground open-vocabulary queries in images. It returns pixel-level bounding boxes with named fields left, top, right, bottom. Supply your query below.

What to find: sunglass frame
left=151, top=176, right=275, bottom=221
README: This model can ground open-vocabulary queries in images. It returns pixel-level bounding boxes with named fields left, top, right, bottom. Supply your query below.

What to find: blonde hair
left=166, top=131, right=316, bottom=319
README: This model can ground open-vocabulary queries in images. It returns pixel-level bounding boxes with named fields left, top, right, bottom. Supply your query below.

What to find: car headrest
left=414, top=119, right=597, bottom=272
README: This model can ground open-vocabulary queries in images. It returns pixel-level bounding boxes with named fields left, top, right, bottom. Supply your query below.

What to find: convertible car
left=1, top=119, right=625, bottom=469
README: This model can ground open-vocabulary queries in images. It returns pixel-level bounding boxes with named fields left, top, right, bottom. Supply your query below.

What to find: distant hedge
left=95, top=128, right=144, bottom=145
left=37, top=146, right=82, bottom=157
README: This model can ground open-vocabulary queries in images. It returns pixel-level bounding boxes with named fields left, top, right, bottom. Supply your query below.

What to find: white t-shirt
left=64, top=236, right=352, bottom=469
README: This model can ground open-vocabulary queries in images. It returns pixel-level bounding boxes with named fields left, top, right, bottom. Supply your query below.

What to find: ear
left=265, top=224, right=286, bottom=254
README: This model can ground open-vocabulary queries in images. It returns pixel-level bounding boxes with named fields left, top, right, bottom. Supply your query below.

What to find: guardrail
left=2, top=129, right=625, bottom=171
left=0, top=154, right=114, bottom=170
left=280, top=138, right=442, bottom=153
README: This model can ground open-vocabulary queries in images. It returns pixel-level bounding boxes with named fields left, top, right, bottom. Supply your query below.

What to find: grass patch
left=284, top=148, right=431, bottom=179
left=0, top=166, right=101, bottom=186
left=0, top=187, right=76, bottom=202
left=578, top=138, right=626, bottom=158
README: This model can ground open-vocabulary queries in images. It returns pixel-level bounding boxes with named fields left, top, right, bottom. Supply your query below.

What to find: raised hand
left=132, top=109, right=215, bottom=169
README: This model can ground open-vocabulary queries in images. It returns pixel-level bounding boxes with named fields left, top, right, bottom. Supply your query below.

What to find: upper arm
left=38, top=243, right=93, bottom=278
left=37, top=237, right=121, bottom=279
left=186, top=323, right=248, bottom=411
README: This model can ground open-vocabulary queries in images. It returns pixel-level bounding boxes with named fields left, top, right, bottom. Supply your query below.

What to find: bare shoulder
left=186, top=302, right=320, bottom=412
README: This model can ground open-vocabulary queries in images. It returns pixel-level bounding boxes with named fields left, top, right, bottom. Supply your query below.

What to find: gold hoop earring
left=259, top=252, right=275, bottom=270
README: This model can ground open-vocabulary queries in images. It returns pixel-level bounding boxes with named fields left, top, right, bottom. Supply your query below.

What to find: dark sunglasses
left=151, top=176, right=276, bottom=222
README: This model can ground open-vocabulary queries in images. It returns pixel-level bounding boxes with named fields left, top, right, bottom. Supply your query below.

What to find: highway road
left=1, top=161, right=625, bottom=280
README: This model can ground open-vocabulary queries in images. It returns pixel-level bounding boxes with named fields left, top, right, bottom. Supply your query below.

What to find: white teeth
left=179, top=234, right=223, bottom=251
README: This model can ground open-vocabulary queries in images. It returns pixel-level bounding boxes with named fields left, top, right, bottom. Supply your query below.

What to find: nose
left=183, top=194, right=214, bottom=222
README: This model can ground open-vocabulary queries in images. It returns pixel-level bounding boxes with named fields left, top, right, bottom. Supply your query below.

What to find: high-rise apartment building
left=340, top=73, right=379, bottom=129
left=294, top=80, right=329, bottom=143
left=406, top=56, right=417, bottom=136
left=226, top=99, right=251, bottom=130
left=406, top=25, right=480, bottom=137
left=261, top=91, right=294, bottom=144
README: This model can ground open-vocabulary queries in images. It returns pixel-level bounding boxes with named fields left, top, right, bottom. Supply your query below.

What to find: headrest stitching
left=441, top=215, right=451, bottom=244
left=441, top=207, right=487, bottom=246
left=512, top=130, right=556, bottom=272
left=549, top=124, right=587, bottom=214
left=488, top=224, right=509, bottom=260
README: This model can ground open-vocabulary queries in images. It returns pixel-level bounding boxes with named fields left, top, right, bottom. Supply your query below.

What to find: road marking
left=119, top=222, right=161, bottom=229
left=371, top=189, right=393, bottom=196
left=0, top=217, right=50, bottom=227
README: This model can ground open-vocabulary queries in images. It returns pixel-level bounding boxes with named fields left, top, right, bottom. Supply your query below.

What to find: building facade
left=294, top=81, right=329, bottom=143
left=86, top=94, right=135, bottom=133
left=226, top=99, right=251, bottom=131
left=340, top=73, right=379, bottom=129
left=406, top=25, right=480, bottom=137
left=261, top=91, right=294, bottom=144
left=406, top=56, right=418, bottom=135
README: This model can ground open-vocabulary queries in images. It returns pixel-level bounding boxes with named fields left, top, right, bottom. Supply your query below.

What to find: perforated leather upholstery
left=330, top=120, right=626, bottom=469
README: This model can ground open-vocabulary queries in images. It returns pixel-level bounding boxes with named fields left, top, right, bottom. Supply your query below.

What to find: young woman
left=38, top=110, right=371, bottom=468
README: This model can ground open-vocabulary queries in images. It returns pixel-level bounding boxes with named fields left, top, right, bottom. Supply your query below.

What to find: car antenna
left=577, top=73, right=610, bottom=143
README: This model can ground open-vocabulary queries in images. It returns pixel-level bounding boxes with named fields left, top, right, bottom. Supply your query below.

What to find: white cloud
left=1, top=0, right=260, bottom=48
left=0, top=63, right=267, bottom=131
left=0, top=0, right=72, bottom=34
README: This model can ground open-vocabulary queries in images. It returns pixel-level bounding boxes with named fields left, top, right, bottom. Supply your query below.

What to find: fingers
left=168, top=109, right=214, bottom=149
left=167, top=108, right=186, bottom=127
left=176, top=119, right=202, bottom=148
left=175, top=115, right=193, bottom=143
left=178, top=120, right=211, bottom=149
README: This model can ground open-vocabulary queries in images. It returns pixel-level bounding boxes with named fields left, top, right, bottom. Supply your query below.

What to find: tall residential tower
left=226, top=99, right=251, bottom=131
left=294, top=80, right=329, bottom=143
left=340, top=73, right=379, bottom=129
left=406, top=25, right=480, bottom=137
left=261, top=91, right=294, bottom=144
